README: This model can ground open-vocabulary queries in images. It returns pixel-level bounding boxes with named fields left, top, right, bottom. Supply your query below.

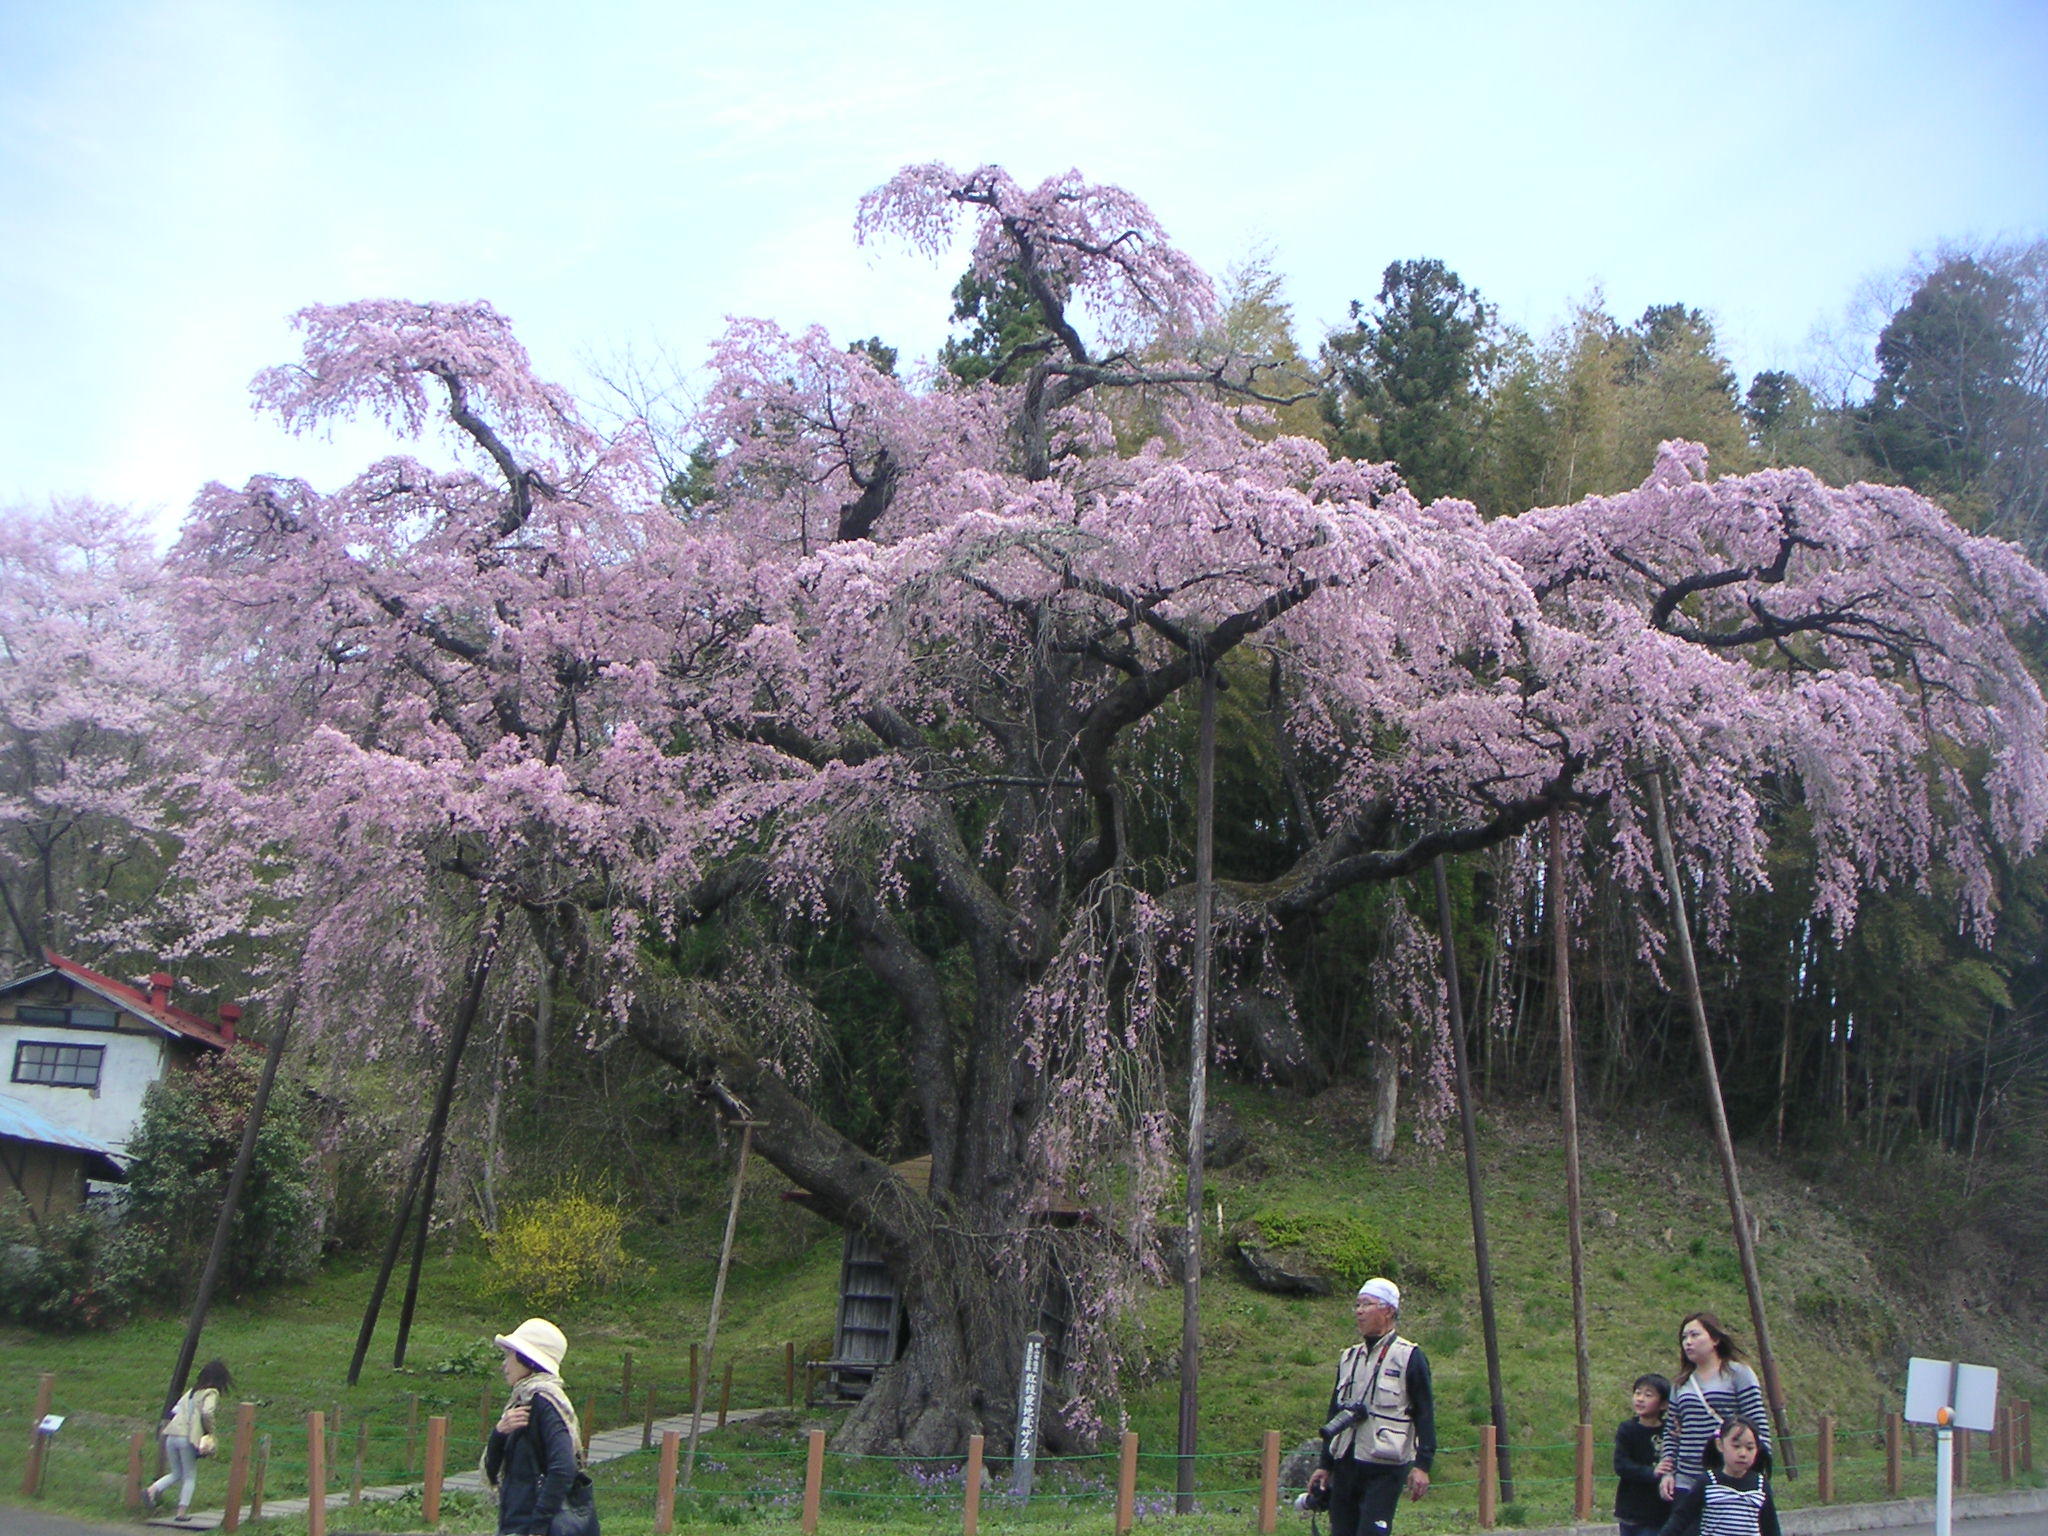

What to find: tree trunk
left=1369, top=1038, right=1400, bottom=1160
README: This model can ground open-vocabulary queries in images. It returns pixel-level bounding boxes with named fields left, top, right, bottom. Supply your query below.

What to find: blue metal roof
left=0, top=1092, right=127, bottom=1179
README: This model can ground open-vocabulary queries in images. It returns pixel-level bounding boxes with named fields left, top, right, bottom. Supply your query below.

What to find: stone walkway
left=152, top=1404, right=785, bottom=1530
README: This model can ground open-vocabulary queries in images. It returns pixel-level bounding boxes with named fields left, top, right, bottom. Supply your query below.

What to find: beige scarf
left=480, top=1371, right=586, bottom=1482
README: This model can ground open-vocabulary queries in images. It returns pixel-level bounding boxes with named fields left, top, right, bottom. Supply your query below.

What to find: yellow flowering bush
left=489, top=1180, right=633, bottom=1308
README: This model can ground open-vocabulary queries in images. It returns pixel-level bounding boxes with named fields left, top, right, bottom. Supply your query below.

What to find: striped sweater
left=1656, top=1467, right=1779, bottom=1536
left=1664, top=1362, right=1769, bottom=1490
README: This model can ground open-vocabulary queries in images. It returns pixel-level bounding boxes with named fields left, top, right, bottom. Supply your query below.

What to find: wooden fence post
left=719, top=1361, right=733, bottom=1429
left=423, top=1414, right=447, bottom=1524
left=1115, top=1430, right=1138, bottom=1536
left=22, top=1371, right=54, bottom=1496
left=801, top=1427, right=824, bottom=1535
left=305, top=1410, right=326, bottom=1536
left=1574, top=1422, right=1594, bottom=1521
left=1817, top=1413, right=1835, bottom=1502
left=125, top=1429, right=146, bottom=1511
left=2020, top=1399, right=2033, bottom=1472
left=1479, top=1424, right=1499, bottom=1528
left=351, top=1420, right=367, bottom=1504
left=964, top=1433, right=984, bottom=1536
left=785, top=1341, right=796, bottom=1407
left=654, top=1428, right=681, bottom=1535
left=1258, top=1430, right=1280, bottom=1535
left=406, top=1392, right=420, bottom=1475
left=250, top=1434, right=269, bottom=1520
left=644, top=1384, right=658, bottom=1450
left=1957, top=1426, right=1969, bottom=1489
left=222, top=1401, right=256, bottom=1532
left=622, top=1350, right=634, bottom=1421
left=580, top=1395, right=594, bottom=1454
left=1885, top=1411, right=1902, bottom=1496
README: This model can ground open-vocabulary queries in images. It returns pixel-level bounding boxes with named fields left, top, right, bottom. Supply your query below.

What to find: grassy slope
left=1, top=1086, right=2040, bottom=1534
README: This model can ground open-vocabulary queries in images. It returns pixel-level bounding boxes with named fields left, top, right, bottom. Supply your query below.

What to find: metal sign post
left=1011, top=1331, right=1047, bottom=1501
left=1905, top=1357, right=2000, bottom=1536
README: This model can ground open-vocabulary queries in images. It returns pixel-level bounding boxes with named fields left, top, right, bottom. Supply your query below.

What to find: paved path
left=150, top=1404, right=784, bottom=1530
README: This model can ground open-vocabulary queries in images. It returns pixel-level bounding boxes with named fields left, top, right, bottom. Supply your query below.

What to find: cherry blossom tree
left=166, top=166, right=2048, bottom=1456
left=0, top=501, right=187, bottom=970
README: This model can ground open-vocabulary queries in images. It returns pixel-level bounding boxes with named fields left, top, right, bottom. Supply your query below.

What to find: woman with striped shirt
left=1656, top=1313, right=1770, bottom=1502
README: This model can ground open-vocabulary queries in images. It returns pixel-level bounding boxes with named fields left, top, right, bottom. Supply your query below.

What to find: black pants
left=1329, top=1459, right=1407, bottom=1536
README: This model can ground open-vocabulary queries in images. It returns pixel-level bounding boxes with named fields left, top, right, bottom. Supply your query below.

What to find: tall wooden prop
left=163, top=998, right=296, bottom=1417
left=686, top=1120, right=755, bottom=1487
left=1549, top=812, right=1593, bottom=1426
left=348, top=907, right=504, bottom=1384
left=1646, top=774, right=1796, bottom=1471
left=1433, top=858, right=1516, bottom=1498
left=1175, top=663, right=1218, bottom=1513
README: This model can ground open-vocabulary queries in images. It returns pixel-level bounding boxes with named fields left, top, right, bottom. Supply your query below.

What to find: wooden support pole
left=654, top=1429, right=681, bottom=1535
left=222, top=1401, right=255, bottom=1533
left=423, top=1415, right=447, bottom=1524
left=1114, top=1431, right=1138, bottom=1536
left=1817, top=1413, right=1834, bottom=1503
left=22, top=1371, right=54, bottom=1496
left=718, top=1362, right=733, bottom=1429
left=1176, top=662, right=1218, bottom=1519
left=1550, top=815, right=1593, bottom=1428
left=1574, top=1422, right=1595, bottom=1521
left=964, top=1433, right=984, bottom=1536
left=1479, top=1424, right=1499, bottom=1528
left=785, top=1341, right=796, bottom=1406
left=250, top=1434, right=268, bottom=1520
left=1648, top=774, right=1796, bottom=1472
left=1258, top=1430, right=1280, bottom=1535
left=688, top=1121, right=756, bottom=1487
left=1886, top=1411, right=1901, bottom=1496
left=800, top=1427, right=824, bottom=1535
left=643, top=1384, right=658, bottom=1450
left=305, top=1411, right=327, bottom=1536
left=125, top=1429, right=145, bottom=1512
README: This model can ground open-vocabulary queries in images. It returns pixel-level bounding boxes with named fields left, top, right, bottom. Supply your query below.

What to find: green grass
left=3, top=1086, right=2043, bottom=1533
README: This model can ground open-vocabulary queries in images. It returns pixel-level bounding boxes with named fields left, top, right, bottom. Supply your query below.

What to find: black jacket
left=1614, top=1417, right=1667, bottom=1524
left=484, top=1392, right=580, bottom=1535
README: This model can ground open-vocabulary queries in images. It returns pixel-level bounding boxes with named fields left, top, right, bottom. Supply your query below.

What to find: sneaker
left=140, top=1486, right=156, bottom=1511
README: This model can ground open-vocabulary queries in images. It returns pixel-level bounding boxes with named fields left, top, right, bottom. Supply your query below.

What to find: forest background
left=2, top=159, right=2047, bottom=1478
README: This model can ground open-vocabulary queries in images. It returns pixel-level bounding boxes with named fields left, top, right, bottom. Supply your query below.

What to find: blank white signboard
left=1905, top=1357, right=1951, bottom=1425
left=1904, top=1357, right=2000, bottom=1429
left=1953, top=1364, right=2000, bottom=1432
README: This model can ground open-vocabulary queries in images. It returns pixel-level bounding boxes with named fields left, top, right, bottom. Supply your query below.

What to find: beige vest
left=1328, top=1334, right=1418, bottom=1464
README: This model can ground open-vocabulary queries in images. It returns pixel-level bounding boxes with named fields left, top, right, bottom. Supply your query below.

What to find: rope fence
left=6, top=1362, right=2036, bottom=1532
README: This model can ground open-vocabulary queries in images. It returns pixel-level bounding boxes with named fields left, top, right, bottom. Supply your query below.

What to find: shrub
left=0, top=1198, right=131, bottom=1330
left=488, top=1179, right=633, bottom=1308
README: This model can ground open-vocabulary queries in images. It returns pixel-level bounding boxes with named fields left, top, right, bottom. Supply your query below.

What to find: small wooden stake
left=800, top=1427, right=824, bottom=1535
left=222, top=1401, right=255, bottom=1532
left=964, top=1433, right=984, bottom=1536
left=1886, top=1411, right=1902, bottom=1496
left=351, top=1420, right=367, bottom=1503
left=1479, top=1423, right=1499, bottom=1528
left=1258, top=1430, right=1280, bottom=1535
left=305, top=1411, right=327, bottom=1536
left=690, top=1344, right=700, bottom=1406
left=2019, top=1399, right=2033, bottom=1472
left=1818, top=1412, right=1835, bottom=1502
left=423, top=1415, right=447, bottom=1523
left=644, top=1383, right=658, bottom=1449
left=22, top=1372, right=54, bottom=1496
left=654, top=1428, right=681, bottom=1534
left=579, top=1395, right=594, bottom=1454
left=622, top=1350, right=635, bottom=1421
left=2000, top=1402, right=2017, bottom=1480
left=125, top=1429, right=146, bottom=1511
left=251, top=1434, right=268, bottom=1520
left=1114, top=1430, right=1138, bottom=1536
left=785, top=1341, right=796, bottom=1406
left=1574, top=1422, right=1594, bottom=1521
left=405, top=1392, right=419, bottom=1474
left=718, top=1361, right=733, bottom=1428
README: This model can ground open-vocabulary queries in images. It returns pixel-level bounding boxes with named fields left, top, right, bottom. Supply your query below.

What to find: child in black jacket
left=1657, top=1416, right=1779, bottom=1536
left=1614, top=1373, right=1670, bottom=1536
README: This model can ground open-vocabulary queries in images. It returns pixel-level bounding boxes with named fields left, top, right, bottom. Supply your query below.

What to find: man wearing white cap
left=1305, top=1277, right=1435, bottom=1536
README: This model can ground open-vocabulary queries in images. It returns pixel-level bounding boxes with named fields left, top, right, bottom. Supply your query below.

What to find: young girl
left=1657, top=1416, right=1779, bottom=1536
left=145, top=1358, right=231, bottom=1523
left=1657, top=1312, right=1771, bottom=1500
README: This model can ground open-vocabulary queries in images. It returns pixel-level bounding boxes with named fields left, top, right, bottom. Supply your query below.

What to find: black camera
left=1294, top=1482, right=1331, bottom=1513
left=1320, top=1401, right=1370, bottom=1440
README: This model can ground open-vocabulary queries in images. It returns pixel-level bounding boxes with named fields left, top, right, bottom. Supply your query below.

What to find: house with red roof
left=0, top=950, right=242, bottom=1216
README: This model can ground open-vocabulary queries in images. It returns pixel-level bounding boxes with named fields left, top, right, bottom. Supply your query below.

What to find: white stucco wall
left=1, top=1020, right=172, bottom=1154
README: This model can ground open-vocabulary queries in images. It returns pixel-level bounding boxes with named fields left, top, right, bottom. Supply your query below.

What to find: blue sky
left=3, top=0, right=2044, bottom=529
